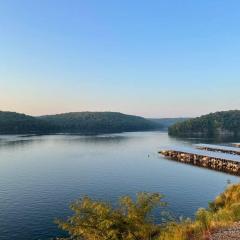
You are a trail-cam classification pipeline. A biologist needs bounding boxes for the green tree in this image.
[56,192,166,240]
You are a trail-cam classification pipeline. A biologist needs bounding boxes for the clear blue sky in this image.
[0,0,239,117]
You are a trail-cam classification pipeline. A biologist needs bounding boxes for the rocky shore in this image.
[210,222,240,240]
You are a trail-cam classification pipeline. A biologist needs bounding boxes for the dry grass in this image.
[159,184,240,240]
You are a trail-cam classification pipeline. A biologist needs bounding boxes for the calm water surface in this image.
[0,131,239,240]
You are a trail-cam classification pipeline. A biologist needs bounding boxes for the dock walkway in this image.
[195,144,240,155]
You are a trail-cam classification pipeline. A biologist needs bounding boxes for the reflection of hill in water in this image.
[1,132,239,151]
[0,138,43,150]
[0,134,133,150]
[59,135,131,144]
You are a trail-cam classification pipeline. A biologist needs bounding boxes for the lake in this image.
[0,131,239,240]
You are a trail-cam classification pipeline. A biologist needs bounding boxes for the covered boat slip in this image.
[159,146,240,176]
[195,143,240,155]
[160,146,240,162]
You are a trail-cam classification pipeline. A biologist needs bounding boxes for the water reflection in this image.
[0,134,132,150]
[0,131,239,240]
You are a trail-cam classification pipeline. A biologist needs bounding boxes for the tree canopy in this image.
[39,112,160,134]
[56,192,166,240]
[168,110,240,137]
[0,111,161,134]
[0,111,56,134]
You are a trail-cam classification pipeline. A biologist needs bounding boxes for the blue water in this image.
[0,131,239,240]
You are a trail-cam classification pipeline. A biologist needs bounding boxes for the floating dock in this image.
[159,147,240,176]
[195,144,240,155]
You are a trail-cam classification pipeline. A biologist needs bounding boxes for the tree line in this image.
[168,110,240,137]
[0,111,161,134]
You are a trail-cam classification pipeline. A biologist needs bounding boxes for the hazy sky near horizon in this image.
[0,0,240,117]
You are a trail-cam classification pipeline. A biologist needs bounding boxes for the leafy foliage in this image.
[57,184,240,240]
[56,192,166,240]
[168,110,240,137]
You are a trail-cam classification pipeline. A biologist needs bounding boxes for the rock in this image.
[210,222,240,240]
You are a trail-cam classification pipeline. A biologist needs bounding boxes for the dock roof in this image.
[195,143,240,154]
[162,146,240,162]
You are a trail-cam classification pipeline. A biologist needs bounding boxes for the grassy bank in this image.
[159,184,240,240]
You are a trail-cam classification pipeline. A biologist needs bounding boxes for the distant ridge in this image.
[149,117,190,129]
[168,110,240,137]
[0,111,161,134]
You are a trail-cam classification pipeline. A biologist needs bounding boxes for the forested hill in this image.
[39,112,160,134]
[0,111,56,134]
[168,110,240,137]
[0,111,161,134]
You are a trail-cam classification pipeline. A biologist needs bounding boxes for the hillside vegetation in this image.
[0,111,161,134]
[0,111,56,134]
[168,110,240,137]
[56,184,240,240]
[39,112,161,134]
